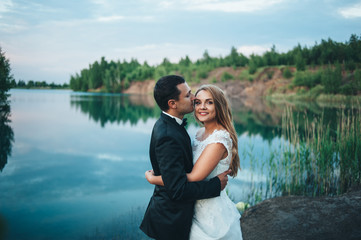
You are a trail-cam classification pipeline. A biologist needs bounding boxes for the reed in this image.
[336,109,361,193]
[276,106,361,197]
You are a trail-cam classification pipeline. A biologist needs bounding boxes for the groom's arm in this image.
[156,136,221,202]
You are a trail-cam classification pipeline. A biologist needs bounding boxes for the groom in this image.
[140,75,229,240]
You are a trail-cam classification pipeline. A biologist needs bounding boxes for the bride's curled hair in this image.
[194,85,240,177]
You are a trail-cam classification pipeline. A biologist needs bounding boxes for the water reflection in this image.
[70,93,160,127]
[69,92,352,143]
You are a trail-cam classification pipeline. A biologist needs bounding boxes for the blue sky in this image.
[1,0,361,84]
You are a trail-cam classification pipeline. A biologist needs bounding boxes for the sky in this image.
[1,0,361,84]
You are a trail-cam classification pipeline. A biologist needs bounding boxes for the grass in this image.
[276,106,360,196]
[243,106,361,205]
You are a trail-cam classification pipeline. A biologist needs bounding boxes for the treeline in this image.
[12,80,69,89]
[69,34,361,93]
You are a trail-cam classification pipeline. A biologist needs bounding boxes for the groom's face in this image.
[175,82,195,116]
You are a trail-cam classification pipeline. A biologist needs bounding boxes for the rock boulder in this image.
[241,189,361,240]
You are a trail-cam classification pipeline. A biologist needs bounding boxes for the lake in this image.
[0,89,358,239]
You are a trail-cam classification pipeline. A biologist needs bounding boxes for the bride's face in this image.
[194,90,216,124]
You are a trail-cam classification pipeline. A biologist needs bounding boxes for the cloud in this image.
[339,2,361,18]
[0,0,13,14]
[160,0,285,13]
[237,45,270,57]
[0,22,26,33]
[96,15,125,22]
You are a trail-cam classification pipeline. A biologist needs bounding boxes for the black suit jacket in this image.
[140,113,221,240]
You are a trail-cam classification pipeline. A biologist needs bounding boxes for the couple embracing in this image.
[140,75,243,240]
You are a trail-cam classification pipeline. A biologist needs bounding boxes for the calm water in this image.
[0,89,353,240]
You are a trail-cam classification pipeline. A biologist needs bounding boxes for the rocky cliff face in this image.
[122,67,294,98]
[241,189,361,240]
[123,79,155,95]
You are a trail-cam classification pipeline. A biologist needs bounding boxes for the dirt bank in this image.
[123,67,295,98]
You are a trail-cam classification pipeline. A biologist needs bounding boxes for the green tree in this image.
[322,64,342,94]
[264,45,278,66]
[0,47,13,103]
[89,61,102,89]
[179,55,192,67]
[17,80,26,88]
[248,57,258,74]
[224,46,248,67]
[201,50,212,65]
[0,46,14,172]
[27,80,35,89]
[295,52,306,71]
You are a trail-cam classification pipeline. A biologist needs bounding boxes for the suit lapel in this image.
[160,113,192,160]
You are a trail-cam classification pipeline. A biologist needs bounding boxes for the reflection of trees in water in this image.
[69,94,350,142]
[0,102,13,171]
[70,94,160,127]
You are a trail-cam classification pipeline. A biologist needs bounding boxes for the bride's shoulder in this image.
[213,128,230,138]
[210,129,231,145]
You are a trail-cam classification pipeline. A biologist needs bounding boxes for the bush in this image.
[196,68,209,79]
[196,65,210,79]
[340,82,356,95]
[283,67,293,79]
[297,88,307,95]
[293,70,321,88]
[221,72,234,82]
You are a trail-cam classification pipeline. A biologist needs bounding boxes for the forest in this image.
[69,34,361,96]
[11,80,69,89]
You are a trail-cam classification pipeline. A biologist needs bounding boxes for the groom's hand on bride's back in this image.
[217,169,232,191]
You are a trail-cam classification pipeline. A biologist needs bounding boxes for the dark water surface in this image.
[0,89,354,239]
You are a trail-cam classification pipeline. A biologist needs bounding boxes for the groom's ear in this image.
[168,99,177,109]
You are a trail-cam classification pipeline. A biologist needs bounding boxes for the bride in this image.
[146,84,243,239]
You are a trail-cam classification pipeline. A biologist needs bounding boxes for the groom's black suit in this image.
[140,113,221,240]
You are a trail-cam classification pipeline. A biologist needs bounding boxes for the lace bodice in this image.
[192,128,232,179]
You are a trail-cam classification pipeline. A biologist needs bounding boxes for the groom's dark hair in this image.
[154,75,185,111]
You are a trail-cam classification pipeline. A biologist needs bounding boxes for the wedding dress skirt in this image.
[189,129,243,239]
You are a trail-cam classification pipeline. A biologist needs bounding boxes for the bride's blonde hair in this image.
[194,85,240,177]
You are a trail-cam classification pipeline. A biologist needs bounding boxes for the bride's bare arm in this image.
[145,143,228,185]
[187,143,227,182]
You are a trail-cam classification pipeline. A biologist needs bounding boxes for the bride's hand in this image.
[145,169,155,183]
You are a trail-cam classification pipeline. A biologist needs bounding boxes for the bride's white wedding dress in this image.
[190,128,243,240]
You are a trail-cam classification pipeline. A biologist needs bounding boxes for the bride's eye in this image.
[194,101,200,105]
